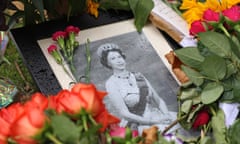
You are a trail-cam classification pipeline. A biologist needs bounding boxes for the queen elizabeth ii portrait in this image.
[73,31,180,134]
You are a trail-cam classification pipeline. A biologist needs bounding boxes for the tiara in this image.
[97,43,120,57]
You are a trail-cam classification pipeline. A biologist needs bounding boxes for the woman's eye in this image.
[111,57,116,60]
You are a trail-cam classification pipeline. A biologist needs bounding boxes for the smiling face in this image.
[107,51,126,70]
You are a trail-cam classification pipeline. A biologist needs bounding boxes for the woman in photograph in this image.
[97,43,178,133]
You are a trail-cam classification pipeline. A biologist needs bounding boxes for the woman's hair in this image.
[97,43,126,69]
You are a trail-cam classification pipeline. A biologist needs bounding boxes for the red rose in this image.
[189,20,208,36]
[223,5,240,22]
[48,90,87,114]
[203,9,220,22]
[71,83,106,117]
[10,107,47,144]
[192,109,210,129]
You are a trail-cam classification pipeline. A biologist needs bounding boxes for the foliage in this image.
[173,1,240,143]
[100,0,154,32]
[1,0,153,32]
[0,40,38,96]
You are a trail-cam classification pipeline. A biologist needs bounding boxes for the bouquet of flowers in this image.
[0,82,186,144]
[0,82,133,144]
[165,0,240,143]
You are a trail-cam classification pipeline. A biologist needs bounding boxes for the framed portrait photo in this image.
[37,19,184,133]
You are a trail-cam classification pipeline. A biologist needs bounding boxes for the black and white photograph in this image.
[73,30,180,133]
[38,20,181,133]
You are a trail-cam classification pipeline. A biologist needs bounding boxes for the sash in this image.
[128,72,148,116]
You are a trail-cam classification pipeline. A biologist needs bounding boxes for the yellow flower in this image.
[227,0,240,6]
[180,0,240,25]
[180,0,198,10]
[87,0,100,18]
[182,8,203,25]
[180,0,206,25]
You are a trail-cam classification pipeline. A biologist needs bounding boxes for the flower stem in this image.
[209,106,216,116]
[85,38,91,83]
[61,63,75,81]
[219,23,230,37]
[88,114,98,125]
[45,132,63,144]
[82,114,88,131]
[161,115,187,134]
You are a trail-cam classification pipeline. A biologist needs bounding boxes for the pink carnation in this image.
[189,20,207,36]
[222,5,240,22]
[65,26,80,35]
[52,31,66,41]
[203,9,220,22]
[47,44,57,54]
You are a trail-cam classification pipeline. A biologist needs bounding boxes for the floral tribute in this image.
[0,83,122,144]
[165,0,240,144]
[0,83,182,144]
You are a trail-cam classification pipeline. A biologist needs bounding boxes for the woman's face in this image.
[107,51,126,70]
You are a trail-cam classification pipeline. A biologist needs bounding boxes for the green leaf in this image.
[221,91,234,102]
[187,104,203,123]
[232,88,240,102]
[181,65,204,86]
[211,109,228,144]
[181,100,193,114]
[200,136,214,144]
[228,119,240,144]
[230,35,240,58]
[200,55,226,80]
[100,0,131,11]
[201,82,224,104]
[128,0,138,16]
[174,47,205,69]
[198,31,232,57]
[225,61,237,78]
[134,0,154,32]
[32,0,45,21]
[51,114,80,143]
[178,87,199,100]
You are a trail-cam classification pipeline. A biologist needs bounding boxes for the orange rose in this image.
[24,93,48,110]
[10,107,47,144]
[48,89,87,114]
[0,114,11,144]
[0,103,25,124]
[95,108,120,132]
[0,103,25,144]
[71,83,106,117]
